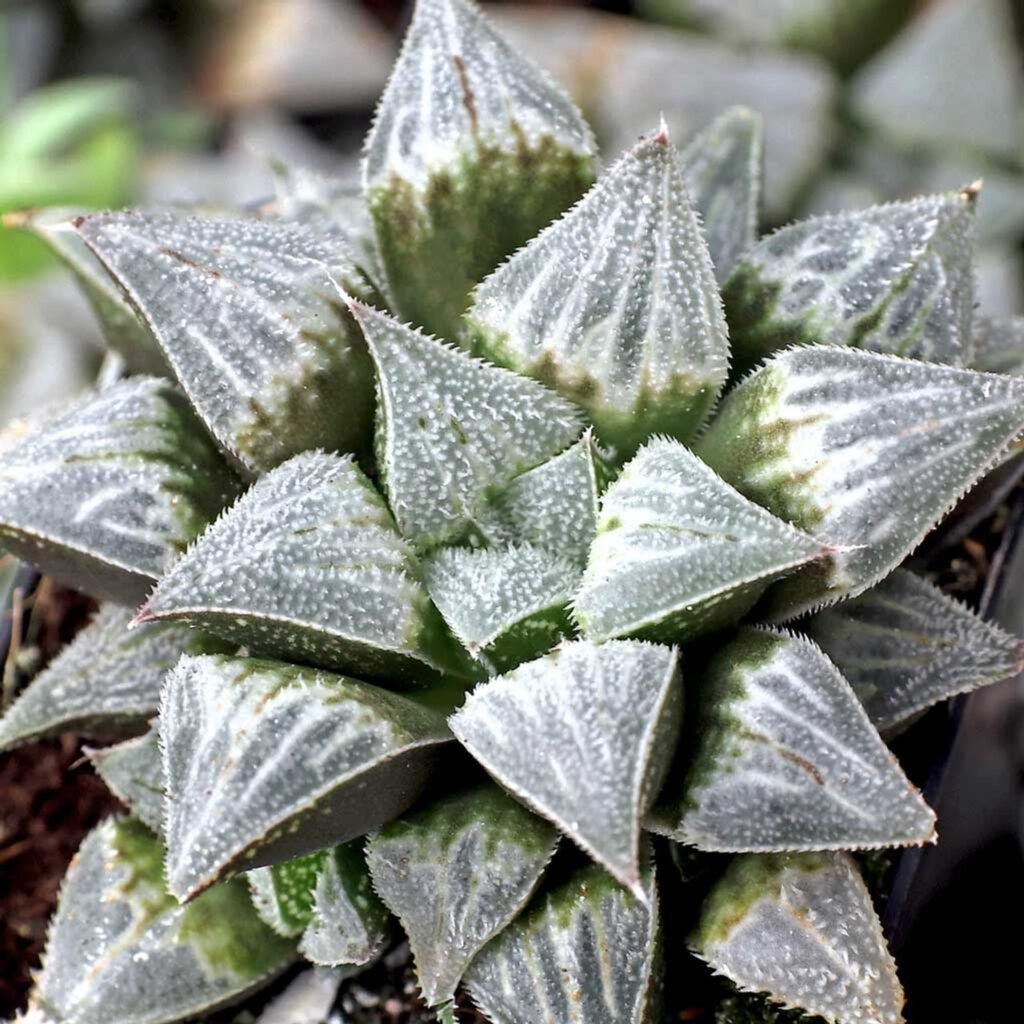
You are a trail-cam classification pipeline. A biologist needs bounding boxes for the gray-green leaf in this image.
[649,628,935,851]
[88,730,165,834]
[466,128,729,457]
[971,315,1024,375]
[0,377,239,604]
[575,438,827,643]
[691,852,903,1024]
[450,640,681,893]
[160,654,452,900]
[366,782,558,1006]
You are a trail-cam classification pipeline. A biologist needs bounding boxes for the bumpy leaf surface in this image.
[691,852,904,1024]
[349,299,583,549]
[364,0,596,338]
[139,451,467,682]
[88,730,165,834]
[724,191,976,373]
[32,818,295,1024]
[76,211,375,474]
[695,346,1024,617]
[971,315,1024,375]
[248,851,326,938]
[0,377,238,604]
[679,106,762,283]
[450,640,681,892]
[804,569,1024,735]
[466,856,659,1024]
[649,628,935,851]
[424,544,578,671]
[160,654,452,900]
[466,130,729,456]
[575,438,826,643]
[0,605,193,751]
[366,783,557,1006]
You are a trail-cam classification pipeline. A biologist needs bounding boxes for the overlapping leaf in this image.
[649,628,935,851]
[366,782,558,1006]
[76,210,376,474]
[248,851,326,939]
[160,654,452,900]
[575,438,827,643]
[804,569,1024,735]
[0,377,239,604]
[88,730,165,834]
[691,852,904,1024]
[466,129,729,456]
[695,346,1024,617]
[450,640,681,893]
[364,0,596,338]
[971,315,1024,375]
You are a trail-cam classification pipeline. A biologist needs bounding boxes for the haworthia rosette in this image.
[160,654,452,900]
[649,628,935,851]
[30,818,295,1024]
[575,438,827,643]
[804,568,1024,735]
[347,298,583,550]
[691,852,904,1024]
[466,128,729,457]
[76,210,376,475]
[450,640,681,893]
[138,451,470,683]
[723,190,977,374]
[366,783,558,1006]
[971,315,1024,375]
[88,730,165,835]
[466,854,660,1024]
[0,377,239,604]
[695,346,1024,618]
[363,0,596,339]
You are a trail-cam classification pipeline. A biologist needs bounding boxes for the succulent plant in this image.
[4,1,1024,1023]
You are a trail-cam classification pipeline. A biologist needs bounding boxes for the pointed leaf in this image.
[424,544,578,672]
[804,568,1024,735]
[0,605,196,751]
[465,855,660,1024]
[366,782,558,1006]
[160,654,452,900]
[466,129,729,456]
[680,106,762,283]
[691,852,904,1024]
[575,438,827,643]
[723,191,977,374]
[88,730,165,834]
[349,299,583,549]
[450,640,681,892]
[32,818,295,1024]
[140,451,468,683]
[971,315,1024,375]
[0,377,239,604]
[364,0,596,339]
[76,210,376,474]
[248,850,328,939]
[649,628,935,851]
[694,346,1024,617]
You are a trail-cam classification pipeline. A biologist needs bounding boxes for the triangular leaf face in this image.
[248,850,327,939]
[0,377,239,604]
[691,852,904,1024]
[424,544,578,672]
[804,568,1024,736]
[88,730,165,835]
[0,605,195,751]
[32,818,295,1024]
[680,106,762,283]
[139,451,468,683]
[465,855,660,1024]
[363,0,596,339]
[366,782,558,1006]
[723,191,977,374]
[449,640,681,893]
[575,438,827,643]
[695,346,1024,617]
[349,299,584,550]
[649,628,935,852]
[160,654,452,900]
[971,315,1024,375]
[76,211,376,475]
[466,130,730,457]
